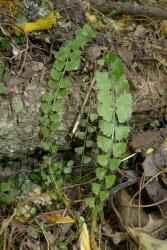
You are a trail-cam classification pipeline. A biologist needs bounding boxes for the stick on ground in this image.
[89,1,167,19]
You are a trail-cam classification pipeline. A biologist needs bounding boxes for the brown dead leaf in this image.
[145,181,167,219]
[140,212,167,240]
[116,189,149,227]
[118,47,134,66]
[142,141,167,219]
[143,141,167,177]
[25,190,52,206]
[110,231,130,245]
[24,238,42,250]
[134,25,146,38]
[128,227,167,250]
[85,45,101,61]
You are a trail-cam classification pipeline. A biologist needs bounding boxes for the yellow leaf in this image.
[128,227,167,250]
[0,0,16,15]
[163,140,167,151]
[14,12,59,35]
[90,214,100,250]
[161,21,167,35]
[78,217,91,250]
[145,147,154,155]
[110,19,127,31]
[85,11,97,23]
[15,204,37,223]
[122,15,130,21]
[44,214,75,224]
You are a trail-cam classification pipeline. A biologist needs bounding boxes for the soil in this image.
[0,0,167,249]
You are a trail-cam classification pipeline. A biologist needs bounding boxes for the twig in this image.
[121,153,137,162]
[108,177,140,226]
[59,4,80,12]
[0,209,17,236]
[16,34,29,77]
[122,197,167,208]
[89,1,167,19]
[35,219,50,250]
[1,12,30,77]
[72,65,103,135]
[130,168,167,202]
[138,174,145,247]
[8,226,15,250]
[71,77,96,135]
[62,177,97,190]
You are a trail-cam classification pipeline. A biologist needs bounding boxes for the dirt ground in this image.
[0,0,167,249]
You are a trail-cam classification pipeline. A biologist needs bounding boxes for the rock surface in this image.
[0,61,81,157]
